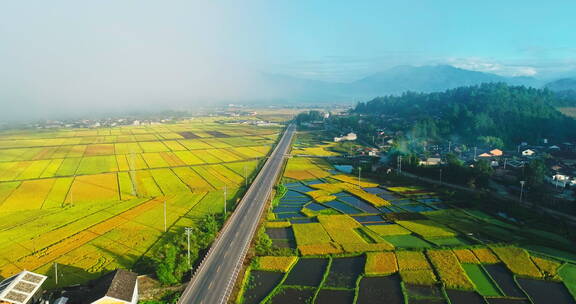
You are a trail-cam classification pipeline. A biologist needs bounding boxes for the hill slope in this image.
[354,83,576,146]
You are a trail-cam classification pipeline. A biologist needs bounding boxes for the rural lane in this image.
[177,123,295,304]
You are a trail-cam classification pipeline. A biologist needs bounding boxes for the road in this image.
[178,124,296,304]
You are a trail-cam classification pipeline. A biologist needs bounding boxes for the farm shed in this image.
[82,269,138,304]
[0,271,47,304]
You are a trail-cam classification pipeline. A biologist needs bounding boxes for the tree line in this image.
[354,83,576,147]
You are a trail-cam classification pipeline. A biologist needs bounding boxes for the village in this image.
[296,110,576,207]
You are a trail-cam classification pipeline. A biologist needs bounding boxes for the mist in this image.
[0,1,284,122]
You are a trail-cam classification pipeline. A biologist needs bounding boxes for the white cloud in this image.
[446,57,538,77]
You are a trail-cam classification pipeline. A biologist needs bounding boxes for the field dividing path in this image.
[178,124,295,304]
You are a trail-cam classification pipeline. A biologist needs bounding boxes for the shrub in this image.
[365,252,398,276]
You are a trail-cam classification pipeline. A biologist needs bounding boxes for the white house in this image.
[419,157,442,166]
[334,132,357,142]
[522,149,535,156]
[0,271,47,304]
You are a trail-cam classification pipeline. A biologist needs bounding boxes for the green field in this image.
[236,129,576,304]
[462,264,502,296]
[0,117,282,285]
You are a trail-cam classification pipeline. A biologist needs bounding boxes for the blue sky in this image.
[260,1,576,80]
[0,1,575,118]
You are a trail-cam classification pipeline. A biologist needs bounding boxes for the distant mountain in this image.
[545,78,576,92]
[264,65,542,103]
[545,78,576,106]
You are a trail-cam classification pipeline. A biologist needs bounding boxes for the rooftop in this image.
[0,271,47,304]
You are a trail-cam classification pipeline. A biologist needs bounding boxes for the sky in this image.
[1,1,575,120]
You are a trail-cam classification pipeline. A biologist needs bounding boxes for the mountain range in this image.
[263,65,574,103]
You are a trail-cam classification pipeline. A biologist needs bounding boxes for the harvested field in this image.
[517,277,575,304]
[484,264,526,298]
[324,256,365,288]
[270,287,315,304]
[315,289,355,304]
[357,275,404,304]
[283,258,328,287]
[445,289,486,304]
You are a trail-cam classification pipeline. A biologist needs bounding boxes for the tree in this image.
[526,159,547,187]
[156,245,187,285]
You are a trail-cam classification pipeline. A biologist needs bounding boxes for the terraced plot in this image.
[237,130,576,304]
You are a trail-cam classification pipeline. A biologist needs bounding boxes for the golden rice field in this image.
[238,129,576,304]
[0,117,282,285]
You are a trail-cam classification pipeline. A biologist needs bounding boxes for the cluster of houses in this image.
[0,269,138,304]
[416,140,576,190]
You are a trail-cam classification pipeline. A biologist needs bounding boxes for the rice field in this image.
[237,129,576,303]
[0,117,282,285]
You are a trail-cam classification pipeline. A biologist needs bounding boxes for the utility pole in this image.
[358,166,362,188]
[397,155,402,173]
[503,158,507,170]
[69,179,73,207]
[54,263,58,285]
[519,181,526,203]
[223,185,227,214]
[448,141,452,153]
[164,200,167,232]
[244,165,248,188]
[473,147,477,161]
[439,169,443,185]
[185,227,193,270]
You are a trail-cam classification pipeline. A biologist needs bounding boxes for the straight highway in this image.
[178,123,295,304]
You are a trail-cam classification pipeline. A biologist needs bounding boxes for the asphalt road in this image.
[178,124,295,304]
